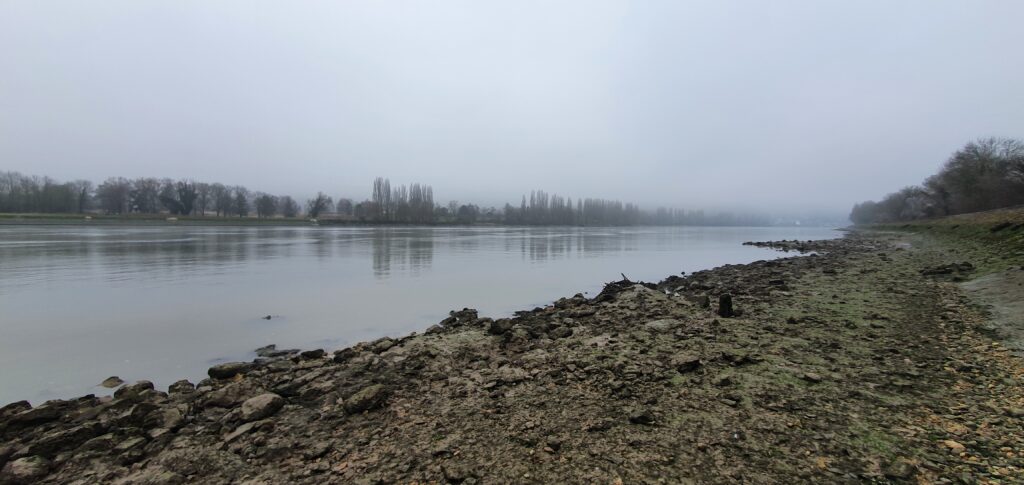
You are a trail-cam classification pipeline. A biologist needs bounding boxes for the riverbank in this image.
[1,212,1022,483]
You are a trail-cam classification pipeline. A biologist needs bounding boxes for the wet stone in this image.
[208,362,256,380]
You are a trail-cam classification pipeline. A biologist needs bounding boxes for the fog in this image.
[2,1,1022,216]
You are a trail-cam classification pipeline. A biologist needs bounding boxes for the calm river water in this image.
[0,224,839,404]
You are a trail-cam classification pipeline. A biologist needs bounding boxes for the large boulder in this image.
[240,393,285,422]
[208,362,255,380]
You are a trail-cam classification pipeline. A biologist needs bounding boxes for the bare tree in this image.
[306,192,332,219]
[335,198,353,216]
[70,180,93,213]
[195,183,211,216]
[255,193,278,218]
[96,177,132,214]
[233,187,250,217]
[280,196,300,218]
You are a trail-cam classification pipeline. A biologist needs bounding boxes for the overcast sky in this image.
[2,1,1022,215]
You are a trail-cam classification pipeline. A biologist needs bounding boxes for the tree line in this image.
[850,137,1024,224]
[1,173,770,226]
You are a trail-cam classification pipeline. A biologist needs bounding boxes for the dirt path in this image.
[1,226,1023,484]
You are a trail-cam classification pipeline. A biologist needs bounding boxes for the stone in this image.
[718,294,734,318]
[671,353,702,373]
[883,459,916,479]
[240,393,285,422]
[100,376,125,388]
[644,319,681,332]
[333,348,358,363]
[629,409,656,425]
[254,344,277,357]
[205,382,252,408]
[698,295,711,309]
[10,403,61,424]
[942,440,965,453]
[162,408,185,430]
[344,384,388,414]
[0,401,31,419]
[1005,407,1024,418]
[114,380,155,400]
[549,326,573,339]
[495,366,530,384]
[424,324,443,334]
[302,441,332,459]
[1,456,51,484]
[223,422,257,443]
[300,349,326,360]
[802,372,823,383]
[168,380,195,395]
[208,362,256,380]
[370,338,396,353]
[27,423,104,456]
[487,319,515,335]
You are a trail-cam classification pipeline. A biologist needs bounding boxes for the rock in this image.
[254,344,277,357]
[802,372,823,383]
[1005,407,1024,418]
[1,456,51,483]
[883,459,916,479]
[168,380,195,395]
[718,294,734,318]
[208,362,255,380]
[302,441,332,459]
[300,349,326,360]
[9,403,61,424]
[101,376,125,388]
[495,366,530,384]
[644,319,681,332]
[80,433,117,452]
[424,324,443,334]
[370,338,396,354]
[161,408,185,430]
[115,436,149,464]
[344,384,388,414]
[223,421,257,443]
[487,319,515,335]
[629,410,656,425]
[0,400,31,419]
[205,382,253,407]
[114,380,155,400]
[333,348,358,363]
[942,440,965,453]
[240,393,285,422]
[671,353,702,373]
[27,423,104,456]
[549,326,573,339]
[698,295,711,309]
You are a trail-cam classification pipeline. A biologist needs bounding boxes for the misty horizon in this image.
[3,1,1023,216]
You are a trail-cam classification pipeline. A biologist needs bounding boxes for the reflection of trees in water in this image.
[0,226,651,291]
[513,228,640,262]
[371,229,434,278]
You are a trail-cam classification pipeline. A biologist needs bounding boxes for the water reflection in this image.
[0,227,670,288]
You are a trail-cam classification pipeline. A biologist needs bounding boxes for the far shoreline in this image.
[0,213,833,229]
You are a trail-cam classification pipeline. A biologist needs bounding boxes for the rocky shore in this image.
[2,221,1023,484]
